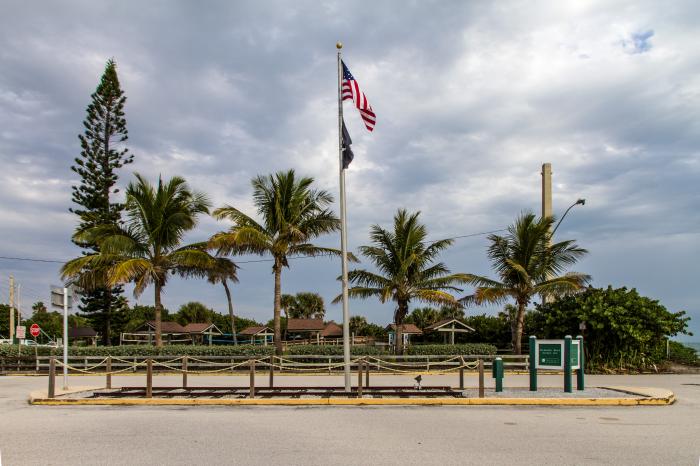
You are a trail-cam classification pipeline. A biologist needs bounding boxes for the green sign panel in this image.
[570,340,580,369]
[538,343,562,367]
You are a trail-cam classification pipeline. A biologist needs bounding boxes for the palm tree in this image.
[62,174,213,347]
[462,212,590,354]
[210,169,343,354]
[205,257,240,345]
[406,307,440,331]
[337,209,469,353]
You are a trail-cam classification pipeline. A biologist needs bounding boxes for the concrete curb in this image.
[29,386,675,407]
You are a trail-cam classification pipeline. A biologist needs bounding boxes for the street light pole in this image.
[552,199,585,236]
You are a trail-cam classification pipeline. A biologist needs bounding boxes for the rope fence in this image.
[44,354,519,399]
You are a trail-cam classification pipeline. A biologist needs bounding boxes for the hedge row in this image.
[285,345,388,356]
[0,343,497,358]
[406,344,498,355]
[0,344,274,358]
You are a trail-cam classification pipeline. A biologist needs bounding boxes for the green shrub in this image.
[0,344,274,358]
[532,286,691,372]
[406,344,497,355]
[285,345,388,356]
[668,341,699,366]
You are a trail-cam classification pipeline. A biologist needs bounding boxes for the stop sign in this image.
[30,323,41,338]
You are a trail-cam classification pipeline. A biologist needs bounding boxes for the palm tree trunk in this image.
[222,279,237,345]
[513,300,526,355]
[273,259,283,355]
[394,301,409,355]
[154,281,163,347]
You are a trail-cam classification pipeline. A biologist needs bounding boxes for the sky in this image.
[0,0,698,339]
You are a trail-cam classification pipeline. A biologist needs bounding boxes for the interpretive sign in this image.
[535,340,580,370]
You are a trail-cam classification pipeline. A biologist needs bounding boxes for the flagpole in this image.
[337,42,352,393]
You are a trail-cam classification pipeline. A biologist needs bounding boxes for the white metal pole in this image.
[63,287,68,389]
[337,43,352,392]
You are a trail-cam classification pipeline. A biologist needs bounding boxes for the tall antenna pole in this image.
[337,42,352,392]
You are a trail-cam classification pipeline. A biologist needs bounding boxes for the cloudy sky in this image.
[1,0,698,338]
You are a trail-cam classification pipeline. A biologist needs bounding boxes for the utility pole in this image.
[9,275,15,343]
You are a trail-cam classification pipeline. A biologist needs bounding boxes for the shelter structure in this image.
[386,324,422,347]
[425,318,475,344]
[286,318,327,343]
[121,321,192,345]
[68,327,98,346]
[183,323,223,345]
[239,326,274,345]
[321,321,343,339]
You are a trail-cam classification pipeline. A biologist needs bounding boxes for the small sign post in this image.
[529,336,537,391]
[576,335,585,390]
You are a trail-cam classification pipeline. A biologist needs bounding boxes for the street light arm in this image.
[552,199,585,236]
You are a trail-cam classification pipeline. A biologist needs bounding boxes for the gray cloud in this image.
[0,0,698,337]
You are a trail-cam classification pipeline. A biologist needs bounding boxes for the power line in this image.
[0,227,508,266]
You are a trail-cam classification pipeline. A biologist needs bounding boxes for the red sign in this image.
[30,323,41,338]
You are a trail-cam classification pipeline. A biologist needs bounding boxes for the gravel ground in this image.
[55,386,636,400]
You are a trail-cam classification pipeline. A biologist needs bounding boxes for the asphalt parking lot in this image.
[1,373,699,465]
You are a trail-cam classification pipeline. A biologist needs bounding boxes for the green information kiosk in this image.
[528,335,584,393]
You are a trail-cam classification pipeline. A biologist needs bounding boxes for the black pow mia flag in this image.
[342,119,354,169]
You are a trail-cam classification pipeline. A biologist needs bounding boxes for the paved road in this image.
[1,373,699,465]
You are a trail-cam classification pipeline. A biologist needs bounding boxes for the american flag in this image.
[342,61,376,132]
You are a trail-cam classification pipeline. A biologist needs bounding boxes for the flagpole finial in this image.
[336,42,343,50]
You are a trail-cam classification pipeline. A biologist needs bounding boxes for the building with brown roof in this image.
[321,321,343,338]
[68,327,98,346]
[386,323,423,347]
[182,323,223,345]
[239,326,274,345]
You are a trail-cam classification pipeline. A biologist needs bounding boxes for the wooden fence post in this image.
[146,358,153,398]
[106,356,112,389]
[269,356,274,388]
[182,356,188,389]
[357,360,363,397]
[48,357,56,399]
[249,359,256,398]
[365,360,370,387]
[478,359,485,398]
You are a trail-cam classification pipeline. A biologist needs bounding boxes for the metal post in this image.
[106,356,112,389]
[529,335,537,391]
[337,42,352,393]
[269,356,274,388]
[62,287,68,390]
[182,356,188,389]
[564,335,572,393]
[478,359,485,398]
[48,357,56,398]
[576,335,585,390]
[357,360,363,397]
[459,366,464,390]
[146,358,153,398]
[249,360,256,398]
[493,357,503,392]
